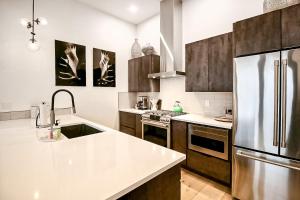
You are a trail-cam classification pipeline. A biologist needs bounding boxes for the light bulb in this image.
[27,39,40,51]
[20,18,29,27]
[129,5,138,13]
[38,17,48,26]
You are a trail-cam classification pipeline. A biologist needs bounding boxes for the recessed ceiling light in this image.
[129,5,138,13]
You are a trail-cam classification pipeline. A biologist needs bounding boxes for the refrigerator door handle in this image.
[236,150,300,171]
[273,60,280,147]
[281,59,288,148]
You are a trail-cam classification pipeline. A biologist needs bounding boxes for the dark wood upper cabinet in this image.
[120,125,136,136]
[208,33,233,92]
[187,149,231,185]
[282,4,300,49]
[233,10,281,57]
[128,55,160,92]
[186,33,233,92]
[128,58,140,92]
[186,40,209,92]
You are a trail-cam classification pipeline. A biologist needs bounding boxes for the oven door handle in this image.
[142,120,169,128]
[190,130,228,142]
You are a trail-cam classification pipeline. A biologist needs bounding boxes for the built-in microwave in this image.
[188,124,229,160]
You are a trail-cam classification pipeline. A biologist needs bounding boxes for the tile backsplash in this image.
[118,91,232,117]
[158,78,232,116]
[0,110,31,121]
[156,92,232,117]
[0,107,72,121]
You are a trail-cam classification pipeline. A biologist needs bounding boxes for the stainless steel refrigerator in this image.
[233,49,300,200]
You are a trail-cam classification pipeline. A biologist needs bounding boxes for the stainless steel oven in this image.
[188,124,229,160]
[142,119,170,148]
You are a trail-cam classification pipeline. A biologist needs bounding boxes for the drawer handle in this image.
[237,150,300,171]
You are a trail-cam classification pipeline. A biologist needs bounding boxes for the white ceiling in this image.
[76,0,160,24]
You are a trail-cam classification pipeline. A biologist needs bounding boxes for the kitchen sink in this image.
[61,124,103,139]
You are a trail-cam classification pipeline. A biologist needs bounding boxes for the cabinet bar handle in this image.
[281,59,288,148]
[273,60,279,147]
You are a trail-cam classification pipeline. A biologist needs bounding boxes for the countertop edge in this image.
[119,108,149,115]
[109,155,186,200]
[172,116,232,130]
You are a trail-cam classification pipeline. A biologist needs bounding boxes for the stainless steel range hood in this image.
[148,0,185,79]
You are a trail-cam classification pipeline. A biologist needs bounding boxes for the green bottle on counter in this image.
[173,101,183,113]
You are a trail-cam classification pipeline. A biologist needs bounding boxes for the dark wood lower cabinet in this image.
[120,112,136,129]
[119,111,142,139]
[120,125,136,136]
[119,164,181,200]
[171,120,187,166]
[187,149,231,186]
[135,114,142,139]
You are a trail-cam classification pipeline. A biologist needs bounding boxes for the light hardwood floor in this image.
[181,169,232,200]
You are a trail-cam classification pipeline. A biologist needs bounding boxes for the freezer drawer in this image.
[232,147,300,200]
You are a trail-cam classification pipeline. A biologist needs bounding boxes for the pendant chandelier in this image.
[20,0,47,51]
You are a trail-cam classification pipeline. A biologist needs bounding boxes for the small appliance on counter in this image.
[136,96,149,110]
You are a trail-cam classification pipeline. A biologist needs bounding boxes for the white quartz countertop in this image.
[119,108,150,115]
[172,114,232,129]
[0,115,185,200]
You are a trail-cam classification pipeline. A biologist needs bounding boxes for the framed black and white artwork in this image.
[55,40,86,86]
[93,48,116,87]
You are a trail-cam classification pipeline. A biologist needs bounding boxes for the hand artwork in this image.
[58,45,81,80]
[97,52,114,85]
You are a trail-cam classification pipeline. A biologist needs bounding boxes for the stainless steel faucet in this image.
[49,89,76,138]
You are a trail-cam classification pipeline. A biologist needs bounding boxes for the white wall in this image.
[0,0,266,129]
[183,0,264,43]
[136,0,264,116]
[136,15,160,54]
[0,0,136,129]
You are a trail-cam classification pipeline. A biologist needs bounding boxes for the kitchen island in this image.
[0,115,185,200]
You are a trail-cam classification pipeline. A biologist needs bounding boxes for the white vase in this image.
[263,0,300,13]
[131,38,142,58]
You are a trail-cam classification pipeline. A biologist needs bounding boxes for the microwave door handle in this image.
[281,59,288,148]
[273,60,280,147]
[236,150,300,171]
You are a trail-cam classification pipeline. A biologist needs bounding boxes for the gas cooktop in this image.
[142,110,186,123]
